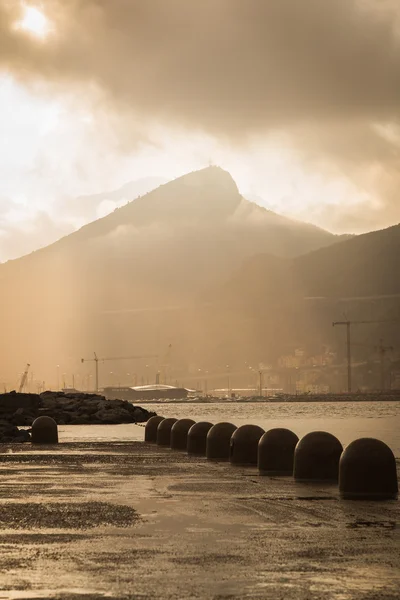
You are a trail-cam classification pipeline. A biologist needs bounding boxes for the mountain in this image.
[244,192,355,243]
[0,166,353,386]
[0,167,342,301]
[295,224,400,298]
[0,177,169,265]
[204,224,400,372]
[221,223,400,301]
[67,176,169,223]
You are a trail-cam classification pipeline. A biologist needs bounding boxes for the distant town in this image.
[7,343,400,401]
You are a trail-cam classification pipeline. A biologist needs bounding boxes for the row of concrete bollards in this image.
[145,417,399,501]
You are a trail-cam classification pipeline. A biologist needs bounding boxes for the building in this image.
[295,382,330,395]
[103,384,194,401]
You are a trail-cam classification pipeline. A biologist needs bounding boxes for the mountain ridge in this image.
[0,166,343,270]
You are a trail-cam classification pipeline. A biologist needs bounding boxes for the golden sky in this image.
[0,0,400,261]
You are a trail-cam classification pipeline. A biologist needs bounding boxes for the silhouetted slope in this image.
[222,223,400,302]
[295,223,400,298]
[206,224,400,370]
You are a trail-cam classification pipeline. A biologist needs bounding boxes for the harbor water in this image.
[57,400,400,458]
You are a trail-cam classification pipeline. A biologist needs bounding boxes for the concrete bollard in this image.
[156,418,178,446]
[170,419,196,450]
[187,422,213,455]
[258,428,299,475]
[230,424,265,466]
[339,438,398,500]
[294,431,343,482]
[206,422,237,461]
[31,416,58,444]
[145,416,165,443]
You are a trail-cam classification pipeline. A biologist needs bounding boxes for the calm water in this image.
[58,401,400,458]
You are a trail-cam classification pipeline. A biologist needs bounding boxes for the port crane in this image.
[158,344,172,385]
[81,353,158,392]
[376,340,394,390]
[332,319,398,393]
[351,339,394,390]
[18,363,30,393]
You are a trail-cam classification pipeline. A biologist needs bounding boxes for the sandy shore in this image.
[0,441,399,599]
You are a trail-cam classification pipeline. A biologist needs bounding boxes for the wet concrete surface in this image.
[0,442,399,599]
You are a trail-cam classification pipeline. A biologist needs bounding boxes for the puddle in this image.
[296,496,337,501]
[0,502,139,530]
[346,520,397,529]
[0,589,113,599]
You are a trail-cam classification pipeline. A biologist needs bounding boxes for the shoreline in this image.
[136,395,400,404]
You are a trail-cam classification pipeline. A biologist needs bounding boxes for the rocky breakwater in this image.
[0,392,39,442]
[38,391,156,425]
[0,390,156,442]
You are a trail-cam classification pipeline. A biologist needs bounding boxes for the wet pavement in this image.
[0,441,399,599]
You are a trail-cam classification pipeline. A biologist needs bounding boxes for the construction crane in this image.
[332,319,398,393]
[376,339,394,390]
[18,363,30,393]
[155,344,172,385]
[349,339,395,390]
[81,352,158,392]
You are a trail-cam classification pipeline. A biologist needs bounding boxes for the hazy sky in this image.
[0,0,400,262]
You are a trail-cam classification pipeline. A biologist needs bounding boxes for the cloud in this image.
[0,205,74,262]
[284,120,400,231]
[0,0,400,234]
[0,1,399,129]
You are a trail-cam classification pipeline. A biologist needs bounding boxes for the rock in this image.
[0,423,31,443]
[81,405,99,415]
[93,409,121,424]
[69,415,91,425]
[131,406,153,422]
[14,430,31,442]
[0,392,40,413]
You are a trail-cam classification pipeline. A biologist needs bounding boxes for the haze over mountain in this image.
[0,176,168,263]
[206,223,400,377]
[67,177,169,224]
[224,224,400,302]
[0,166,398,390]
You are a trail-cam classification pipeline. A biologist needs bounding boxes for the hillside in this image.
[0,166,357,386]
[0,167,340,300]
[221,223,400,302]
[205,224,400,370]
[295,224,400,298]
[68,176,169,224]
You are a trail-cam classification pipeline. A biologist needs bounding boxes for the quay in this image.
[0,440,399,599]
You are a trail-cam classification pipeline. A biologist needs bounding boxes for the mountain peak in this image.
[175,165,238,190]
[70,166,242,241]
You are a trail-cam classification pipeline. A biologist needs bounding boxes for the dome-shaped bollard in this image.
[31,416,58,444]
[145,416,165,443]
[230,424,265,465]
[206,422,237,461]
[339,438,398,500]
[187,422,213,455]
[156,418,178,446]
[170,419,196,450]
[258,428,299,475]
[294,431,343,482]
